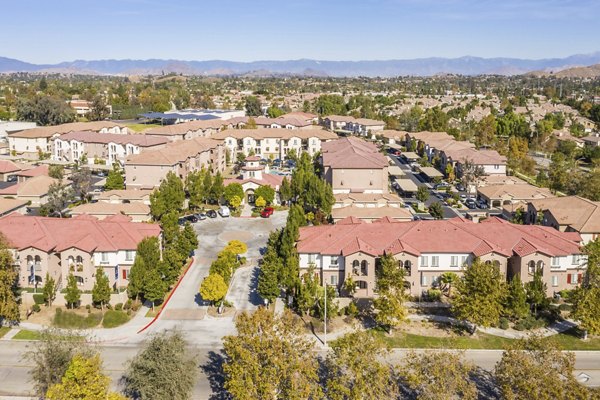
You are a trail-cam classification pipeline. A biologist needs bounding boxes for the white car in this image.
[218,205,230,217]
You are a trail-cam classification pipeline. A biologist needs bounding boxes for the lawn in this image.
[53,309,103,329]
[126,123,161,132]
[372,329,600,351]
[13,329,42,340]
[0,326,10,339]
[102,310,130,328]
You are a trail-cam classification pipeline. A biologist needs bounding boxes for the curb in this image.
[136,256,195,334]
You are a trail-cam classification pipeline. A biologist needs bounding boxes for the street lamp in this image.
[323,281,328,347]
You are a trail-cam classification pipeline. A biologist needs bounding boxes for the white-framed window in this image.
[308,254,316,264]
[450,256,458,267]
[420,256,428,267]
[572,255,580,265]
[461,255,468,265]
[125,250,134,261]
[421,274,428,286]
[330,275,338,285]
[552,276,558,287]
[551,257,561,267]
[330,256,339,266]
[570,273,579,285]
[431,256,439,267]
[101,252,109,263]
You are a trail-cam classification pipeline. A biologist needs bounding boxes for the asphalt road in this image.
[1,341,599,399]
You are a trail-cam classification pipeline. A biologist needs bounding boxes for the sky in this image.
[1,0,599,63]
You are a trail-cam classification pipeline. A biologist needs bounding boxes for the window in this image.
[528,260,536,274]
[403,260,412,276]
[330,256,339,266]
[357,281,367,290]
[461,256,468,265]
[552,275,558,287]
[420,256,428,267]
[572,255,580,265]
[360,260,368,275]
[421,274,428,286]
[551,257,560,267]
[125,251,134,261]
[101,253,109,263]
[450,256,458,267]
[431,256,439,267]
[330,275,338,285]
[308,254,316,264]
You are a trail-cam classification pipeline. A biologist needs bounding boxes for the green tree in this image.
[223,308,322,400]
[46,353,126,400]
[149,172,185,220]
[104,163,125,190]
[180,222,199,257]
[16,95,75,126]
[445,163,455,182]
[452,258,507,327]
[428,202,444,220]
[64,273,81,309]
[254,185,275,205]
[44,180,73,217]
[202,171,213,204]
[92,268,111,310]
[314,94,346,116]
[373,253,407,331]
[257,254,281,304]
[25,330,90,397]
[495,335,591,400]
[209,171,225,204]
[39,76,48,91]
[223,183,244,205]
[438,272,458,297]
[88,95,111,121]
[186,169,206,210]
[505,274,529,320]
[526,269,548,314]
[199,273,228,305]
[400,351,477,400]
[127,237,161,301]
[48,165,64,180]
[416,185,429,203]
[144,267,165,311]
[209,250,239,284]
[572,239,600,334]
[266,105,284,118]
[42,272,56,306]
[279,177,292,205]
[0,242,19,324]
[244,96,262,116]
[325,331,397,400]
[124,331,197,400]
[69,166,92,202]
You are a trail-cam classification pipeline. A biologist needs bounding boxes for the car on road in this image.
[185,215,199,223]
[206,210,218,218]
[218,205,230,217]
[260,206,274,218]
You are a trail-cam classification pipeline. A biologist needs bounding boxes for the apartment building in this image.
[8,121,130,154]
[53,131,167,166]
[0,213,161,291]
[224,156,284,204]
[297,217,585,298]
[124,137,225,189]
[321,137,389,194]
[211,128,337,160]
[477,184,554,211]
[322,115,385,136]
[227,115,317,130]
[144,119,230,142]
[0,175,64,206]
[527,196,600,245]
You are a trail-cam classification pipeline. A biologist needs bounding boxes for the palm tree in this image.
[439,272,459,298]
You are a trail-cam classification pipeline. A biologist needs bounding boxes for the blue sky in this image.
[1,0,599,63]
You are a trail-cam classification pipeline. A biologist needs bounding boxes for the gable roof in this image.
[321,137,388,169]
[0,213,160,253]
[57,131,167,147]
[9,121,128,139]
[0,175,61,197]
[211,127,337,141]
[529,196,600,233]
[125,137,221,166]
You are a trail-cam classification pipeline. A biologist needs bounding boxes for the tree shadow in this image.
[195,292,210,307]
[247,266,264,307]
[201,350,232,400]
[470,367,501,400]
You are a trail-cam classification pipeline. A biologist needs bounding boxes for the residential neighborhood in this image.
[0,1,600,398]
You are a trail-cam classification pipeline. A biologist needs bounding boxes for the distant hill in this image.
[2,52,600,77]
[528,63,600,78]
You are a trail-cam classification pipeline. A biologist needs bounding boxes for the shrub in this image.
[102,310,130,328]
[498,317,509,330]
[345,301,359,317]
[124,299,132,310]
[131,301,141,311]
[559,303,573,312]
[239,256,247,265]
[514,315,546,331]
[85,304,91,311]
[126,309,132,316]
[426,289,442,302]
[32,304,41,313]
[559,289,574,302]
[33,294,46,305]
[115,303,123,311]
[106,303,113,310]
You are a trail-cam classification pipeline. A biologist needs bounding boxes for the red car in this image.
[260,207,274,218]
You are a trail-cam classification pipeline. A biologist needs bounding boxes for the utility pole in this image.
[324,280,327,347]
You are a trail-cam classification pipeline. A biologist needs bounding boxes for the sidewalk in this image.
[240,203,253,217]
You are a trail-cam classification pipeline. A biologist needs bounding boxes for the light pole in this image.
[323,280,327,347]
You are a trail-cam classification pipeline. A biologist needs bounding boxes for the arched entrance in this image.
[246,189,255,204]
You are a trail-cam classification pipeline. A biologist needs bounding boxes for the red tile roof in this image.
[0,160,21,174]
[297,217,581,257]
[321,137,388,169]
[0,213,160,253]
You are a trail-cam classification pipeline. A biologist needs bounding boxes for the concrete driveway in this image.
[149,211,287,337]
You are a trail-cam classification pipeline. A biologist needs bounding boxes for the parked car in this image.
[6,175,16,182]
[459,194,468,201]
[207,210,218,218]
[261,207,274,218]
[195,213,207,220]
[218,205,230,217]
[465,199,477,209]
[177,218,186,225]
[434,183,450,190]
[455,183,465,192]
[477,199,487,209]
[185,215,198,223]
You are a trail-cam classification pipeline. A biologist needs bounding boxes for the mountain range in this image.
[2,52,600,77]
